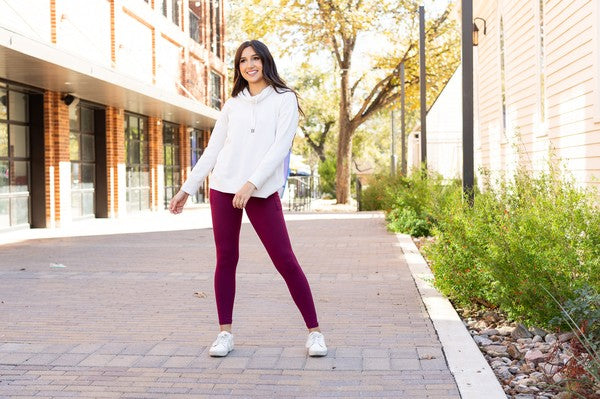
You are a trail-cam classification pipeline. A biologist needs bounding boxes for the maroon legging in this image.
[209,189,319,329]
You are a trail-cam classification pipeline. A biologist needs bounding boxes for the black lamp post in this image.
[462,0,474,204]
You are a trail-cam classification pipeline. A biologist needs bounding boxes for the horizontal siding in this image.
[545,0,599,177]
[472,0,600,188]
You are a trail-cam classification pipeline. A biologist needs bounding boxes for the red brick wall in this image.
[148,117,162,209]
[43,91,69,225]
[105,106,125,215]
[50,0,57,44]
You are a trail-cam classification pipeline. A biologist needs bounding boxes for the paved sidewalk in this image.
[0,212,461,398]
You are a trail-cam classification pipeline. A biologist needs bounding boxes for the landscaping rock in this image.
[507,343,522,359]
[544,334,557,344]
[481,328,499,336]
[532,335,543,343]
[484,344,510,357]
[558,332,574,343]
[496,366,513,381]
[511,324,534,339]
[524,349,546,366]
[530,327,547,337]
[498,326,515,336]
[473,335,493,346]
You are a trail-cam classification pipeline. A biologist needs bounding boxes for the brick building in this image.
[0,0,226,230]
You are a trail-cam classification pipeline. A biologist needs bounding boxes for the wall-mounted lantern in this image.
[473,17,487,46]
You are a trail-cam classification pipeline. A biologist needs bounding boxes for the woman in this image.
[169,40,327,358]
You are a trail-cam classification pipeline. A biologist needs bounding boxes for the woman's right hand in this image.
[169,190,189,214]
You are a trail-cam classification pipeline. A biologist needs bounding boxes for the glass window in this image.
[140,166,150,186]
[81,107,93,133]
[70,104,97,219]
[0,160,8,194]
[0,198,9,228]
[71,162,81,188]
[0,123,7,157]
[12,161,28,193]
[8,91,28,123]
[10,196,28,225]
[71,192,82,217]
[210,72,222,109]
[82,135,95,162]
[189,10,200,43]
[125,113,150,212]
[70,132,80,161]
[0,90,7,120]
[82,191,94,215]
[171,0,180,26]
[69,105,79,130]
[82,163,95,184]
[10,125,29,158]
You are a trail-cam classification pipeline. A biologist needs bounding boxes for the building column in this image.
[105,106,125,218]
[179,124,189,187]
[148,117,163,211]
[43,91,70,227]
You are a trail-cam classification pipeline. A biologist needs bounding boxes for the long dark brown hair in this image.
[231,40,303,115]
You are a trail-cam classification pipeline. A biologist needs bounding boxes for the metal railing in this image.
[285,175,319,211]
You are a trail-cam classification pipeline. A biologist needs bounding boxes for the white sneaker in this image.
[306,331,328,357]
[209,331,234,357]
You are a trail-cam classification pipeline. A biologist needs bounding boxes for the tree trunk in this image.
[335,120,353,204]
[333,37,355,204]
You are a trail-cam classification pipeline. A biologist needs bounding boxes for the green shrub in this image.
[359,174,407,211]
[386,207,431,237]
[425,167,600,327]
[360,170,461,236]
[318,156,337,197]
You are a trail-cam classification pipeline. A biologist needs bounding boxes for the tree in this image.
[293,67,338,163]
[232,0,461,203]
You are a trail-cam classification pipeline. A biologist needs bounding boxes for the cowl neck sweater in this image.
[181,85,299,198]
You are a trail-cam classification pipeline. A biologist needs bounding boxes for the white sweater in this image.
[181,85,299,198]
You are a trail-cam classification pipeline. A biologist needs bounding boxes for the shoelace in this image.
[213,333,230,347]
[310,333,325,348]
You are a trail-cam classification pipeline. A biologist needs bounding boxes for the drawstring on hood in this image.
[239,86,275,134]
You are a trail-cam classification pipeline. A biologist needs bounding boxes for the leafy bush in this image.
[359,174,408,211]
[361,170,461,236]
[425,167,600,327]
[386,207,431,237]
[318,156,337,197]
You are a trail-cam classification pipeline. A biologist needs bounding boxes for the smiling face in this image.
[238,46,266,88]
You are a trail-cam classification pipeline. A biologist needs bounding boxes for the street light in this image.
[473,17,487,46]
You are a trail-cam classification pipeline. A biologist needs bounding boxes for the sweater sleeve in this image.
[247,92,299,190]
[180,101,230,195]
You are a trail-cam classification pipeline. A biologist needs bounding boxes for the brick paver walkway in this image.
[0,213,460,398]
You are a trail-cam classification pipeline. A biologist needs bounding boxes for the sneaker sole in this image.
[209,350,231,357]
[308,349,328,357]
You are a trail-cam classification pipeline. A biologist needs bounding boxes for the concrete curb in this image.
[395,234,507,399]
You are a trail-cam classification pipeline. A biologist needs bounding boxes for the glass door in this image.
[125,113,150,213]
[0,85,30,228]
[69,104,96,219]
[163,122,180,208]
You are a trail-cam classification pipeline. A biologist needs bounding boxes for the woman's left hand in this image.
[232,181,257,209]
